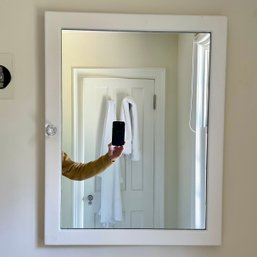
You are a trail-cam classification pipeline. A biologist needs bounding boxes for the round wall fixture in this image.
[0,65,12,89]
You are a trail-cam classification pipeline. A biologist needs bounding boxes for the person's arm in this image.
[62,145,123,181]
[62,152,113,181]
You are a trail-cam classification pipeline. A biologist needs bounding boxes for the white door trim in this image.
[72,68,166,228]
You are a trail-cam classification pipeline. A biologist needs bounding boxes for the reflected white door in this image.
[75,77,155,228]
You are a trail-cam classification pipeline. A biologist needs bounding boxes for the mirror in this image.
[45,12,227,245]
[61,30,209,230]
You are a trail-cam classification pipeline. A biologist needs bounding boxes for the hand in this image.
[108,143,124,162]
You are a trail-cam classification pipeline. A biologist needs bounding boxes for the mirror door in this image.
[45,12,227,245]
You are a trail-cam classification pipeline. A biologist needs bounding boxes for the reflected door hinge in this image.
[153,94,157,110]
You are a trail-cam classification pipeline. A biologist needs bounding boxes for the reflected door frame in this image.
[72,68,166,228]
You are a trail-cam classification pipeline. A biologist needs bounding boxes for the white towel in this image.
[120,97,140,161]
[99,100,123,226]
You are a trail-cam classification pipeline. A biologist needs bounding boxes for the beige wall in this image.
[177,33,195,228]
[0,0,257,256]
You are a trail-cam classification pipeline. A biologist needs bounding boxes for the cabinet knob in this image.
[45,123,57,136]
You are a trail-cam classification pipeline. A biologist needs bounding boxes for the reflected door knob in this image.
[87,194,94,205]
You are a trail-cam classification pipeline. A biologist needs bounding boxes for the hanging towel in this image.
[98,99,123,226]
[120,97,140,161]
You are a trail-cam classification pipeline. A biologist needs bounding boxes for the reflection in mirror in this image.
[61,30,210,230]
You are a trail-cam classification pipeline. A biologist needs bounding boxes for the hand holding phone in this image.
[108,143,123,162]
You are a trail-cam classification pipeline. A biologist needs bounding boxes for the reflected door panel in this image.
[66,76,159,228]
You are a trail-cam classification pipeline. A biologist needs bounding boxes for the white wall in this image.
[0,0,257,256]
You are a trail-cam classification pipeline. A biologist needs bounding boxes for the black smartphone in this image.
[111,121,125,146]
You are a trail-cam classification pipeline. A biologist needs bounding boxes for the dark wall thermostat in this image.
[0,65,12,89]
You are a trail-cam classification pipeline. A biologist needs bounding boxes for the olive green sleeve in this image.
[62,152,113,181]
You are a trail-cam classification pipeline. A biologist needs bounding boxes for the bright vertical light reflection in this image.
[193,33,210,229]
